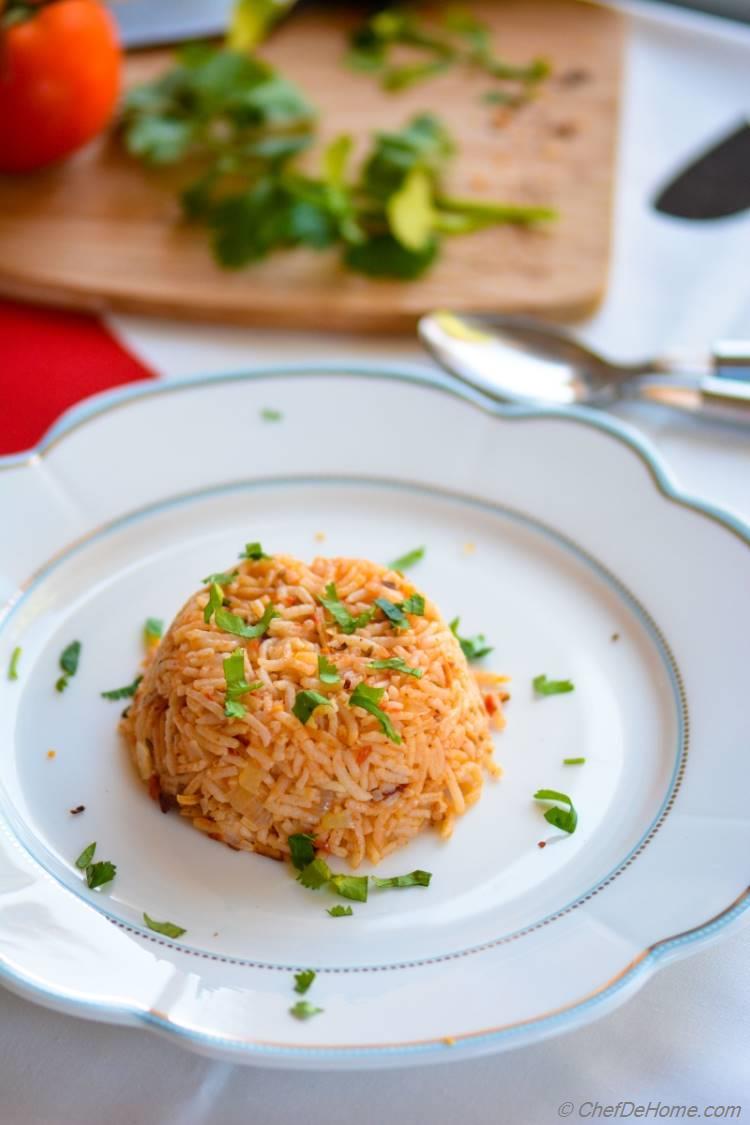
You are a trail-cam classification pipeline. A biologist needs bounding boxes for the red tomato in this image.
[0,0,121,173]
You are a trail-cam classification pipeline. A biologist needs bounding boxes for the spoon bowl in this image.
[418,310,750,426]
[418,311,656,407]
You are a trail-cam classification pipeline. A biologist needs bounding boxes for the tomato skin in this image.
[0,1,121,173]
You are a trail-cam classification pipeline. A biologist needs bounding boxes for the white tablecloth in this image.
[4,3,749,1121]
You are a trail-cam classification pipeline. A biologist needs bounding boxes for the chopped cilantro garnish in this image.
[290,1000,323,1020]
[215,601,279,640]
[60,640,81,677]
[240,542,269,560]
[388,546,425,571]
[225,700,247,719]
[293,969,316,994]
[374,598,408,630]
[86,861,117,890]
[143,913,186,939]
[400,593,425,616]
[348,683,401,744]
[288,833,316,871]
[75,842,96,869]
[204,582,224,624]
[368,657,423,679]
[7,646,21,681]
[56,640,81,692]
[318,583,374,635]
[144,617,163,644]
[223,647,262,718]
[372,869,432,889]
[317,654,341,685]
[449,618,493,662]
[330,874,369,902]
[533,789,578,835]
[101,676,143,701]
[563,757,586,765]
[260,408,283,422]
[376,594,425,630]
[327,905,353,917]
[293,689,332,725]
[74,842,116,890]
[297,856,332,890]
[533,674,575,696]
[202,570,239,586]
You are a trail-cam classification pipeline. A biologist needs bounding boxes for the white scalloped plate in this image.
[1,367,748,1069]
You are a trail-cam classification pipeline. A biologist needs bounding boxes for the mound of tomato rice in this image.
[121,553,504,868]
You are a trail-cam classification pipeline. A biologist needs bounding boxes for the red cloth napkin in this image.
[0,300,154,456]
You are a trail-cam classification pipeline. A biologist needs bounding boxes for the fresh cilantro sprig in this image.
[372,870,432,889]
[56,640,81,693]
[347,7,550,103]
[101,676,143,701]
[317,654,341,685]
[290,1000,323,1020]
[74,842,117,890]
[533,789,578,835]
[293,969,316,995]
[144,617,164,645]
[533,674,575,696]
[202,570,239,586]
[122,44,555,281]
[204,584,279,640]
[240,541,269,560]
[348,683,401,744]
[318,583,374,634]
[223,647,262,718]
[143,913,186,939]
[388,546,425,571]
[449,618,493,662]
[375,593,425,631]
[327,904,353,917]
[7,646,21,681]
[288,833,316,871]
[293,690,332,725]
[368,657,423,679]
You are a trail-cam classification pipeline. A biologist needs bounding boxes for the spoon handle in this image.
[629,374,750,425]
[629,340,750,425]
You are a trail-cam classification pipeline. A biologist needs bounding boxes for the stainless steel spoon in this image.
[418,311,750,426]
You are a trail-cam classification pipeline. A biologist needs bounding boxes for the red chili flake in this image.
[208,832,222,842]
[356,747,371,764]
[158,792,176,814]
[147,774,161,802]
[69,805,85,816]
[484,694,497,715]
[537,841,547,849]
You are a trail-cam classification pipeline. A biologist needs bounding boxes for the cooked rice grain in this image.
[121,555,502,867]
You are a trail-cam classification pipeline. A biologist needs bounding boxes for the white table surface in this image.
[4,3,750,1121]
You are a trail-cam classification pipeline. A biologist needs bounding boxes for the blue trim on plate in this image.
[1,363,749,1061]
[0,474,686,971]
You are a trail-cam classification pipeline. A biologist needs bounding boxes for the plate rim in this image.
[1,362,749,1065]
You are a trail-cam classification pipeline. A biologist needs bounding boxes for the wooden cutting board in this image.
[0,1,624,332]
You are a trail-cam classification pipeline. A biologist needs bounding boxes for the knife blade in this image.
[653,119,750,220]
